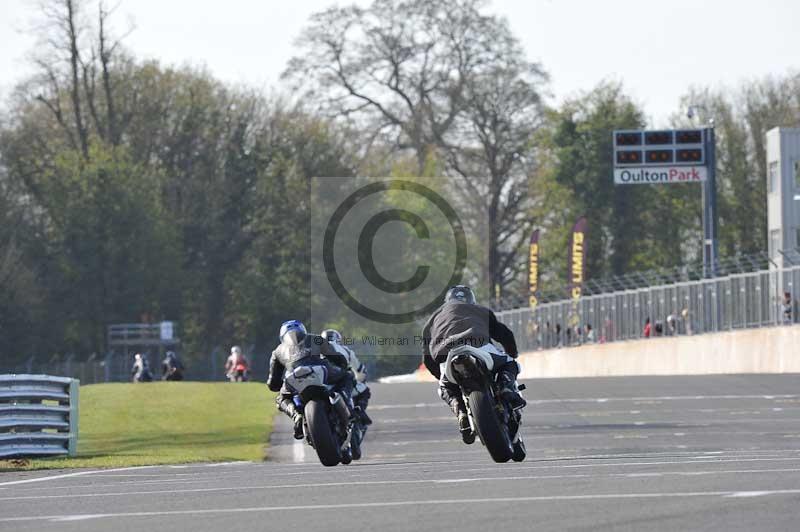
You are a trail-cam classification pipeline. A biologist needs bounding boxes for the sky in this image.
[1,0,798,127]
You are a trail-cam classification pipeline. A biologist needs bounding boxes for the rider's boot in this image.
[440,382,474,444]
[355,388,373,425]
[277,397,305,440]
[354,405,372,426]
[291,411,304,439]
[450,397,475,445]
[497,371,527,410]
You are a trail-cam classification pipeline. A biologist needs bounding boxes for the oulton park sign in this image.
[613,128,708,186]
[613,165,707,184]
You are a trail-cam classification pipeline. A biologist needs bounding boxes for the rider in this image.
[268,320,355,441]
[131,353,153,383]
[225,346,249,382]
[321,329,372,426]
[161,351,184,381]
[421,285,526,443]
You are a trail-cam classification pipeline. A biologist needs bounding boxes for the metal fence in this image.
[497,265,800,352]
[492,250,800,310]
[1,347,271,386]
[5,266,800,382]
[0,374,79,458]
[1,341,383,385]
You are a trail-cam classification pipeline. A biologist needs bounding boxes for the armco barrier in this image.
[516,324,800,379]
[0,374,79,458]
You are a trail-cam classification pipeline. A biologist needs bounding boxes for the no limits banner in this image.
[567,216,588,301]
[528,229,540,310]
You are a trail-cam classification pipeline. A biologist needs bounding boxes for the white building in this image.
[766,127,800,268]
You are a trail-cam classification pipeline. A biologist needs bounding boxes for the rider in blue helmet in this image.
[268,320,356,441]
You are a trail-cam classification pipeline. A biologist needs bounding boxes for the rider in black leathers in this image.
[267,320,355,441]
[421,285,526,443]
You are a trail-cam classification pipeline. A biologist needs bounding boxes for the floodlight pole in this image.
[702,125,719,278]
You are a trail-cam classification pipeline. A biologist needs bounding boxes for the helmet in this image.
[230,345,242,355]
[444,285,476,305]
[279,320,307,346]
[321,329,343,344]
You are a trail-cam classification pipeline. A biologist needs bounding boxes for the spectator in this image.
[666,313,678,335]
[565,325,572,346]
[654,320,663,336]
[783,292,793,324]
[131,353,153,383]
[681,308,694,335]
[585,324,596,343]
[643,317,651,338]
[555,323,562,347]
[162,351,184,381]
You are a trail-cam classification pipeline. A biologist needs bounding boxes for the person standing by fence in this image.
[782,292,793,324]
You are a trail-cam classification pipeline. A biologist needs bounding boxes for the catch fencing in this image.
[498,265,800,352]
[0,375,79,458]
[5,266,799,382]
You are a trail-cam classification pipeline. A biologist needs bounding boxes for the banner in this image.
[567,216,588,301]
[528,229,540,309]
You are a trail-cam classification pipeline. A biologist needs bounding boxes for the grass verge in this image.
[0,382,276,472]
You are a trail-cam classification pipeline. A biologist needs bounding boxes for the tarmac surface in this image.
[2,374,800,531]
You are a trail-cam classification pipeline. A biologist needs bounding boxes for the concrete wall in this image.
[517,324,800,379]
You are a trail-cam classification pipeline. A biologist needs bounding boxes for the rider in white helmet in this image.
[321,329,372,426]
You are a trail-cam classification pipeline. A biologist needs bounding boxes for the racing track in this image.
[2,374,800,531]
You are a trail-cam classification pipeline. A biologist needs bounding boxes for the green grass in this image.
[0,382,277,471]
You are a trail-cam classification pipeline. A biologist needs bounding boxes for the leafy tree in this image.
[540,81,699,284]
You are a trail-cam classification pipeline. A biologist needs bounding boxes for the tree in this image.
[284,0,524,175]
[674,73,800,260]
[287,0,548,298]
[1,1,359,367]
[441,60,547,299]
[541,81,696,280]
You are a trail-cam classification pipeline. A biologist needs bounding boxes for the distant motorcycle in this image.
[283,365,353,466]
[443,344,526,463]
[227,364,248,382]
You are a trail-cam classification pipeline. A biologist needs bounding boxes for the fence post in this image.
[68,379,79,457]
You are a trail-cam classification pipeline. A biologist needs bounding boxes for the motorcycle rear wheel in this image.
[305,400,341,467]
[468,386,513,463]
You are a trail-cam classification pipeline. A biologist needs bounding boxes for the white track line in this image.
[3,466,800,502]
[0,466,159,487]
[369,395,800,410]
[4,490,800,523]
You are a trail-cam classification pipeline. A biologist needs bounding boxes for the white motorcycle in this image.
[443,344,526,463]
[283,365,353,466]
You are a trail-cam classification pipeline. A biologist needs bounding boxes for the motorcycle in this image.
[283,365,353,466]
[227,363,249,382]
[443,344,526,463]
